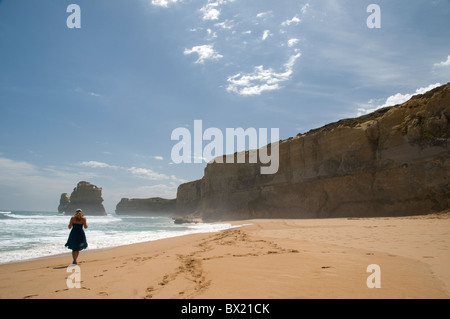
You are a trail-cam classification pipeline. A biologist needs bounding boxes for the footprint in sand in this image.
[145,287,154,299]
[54,288,69,293]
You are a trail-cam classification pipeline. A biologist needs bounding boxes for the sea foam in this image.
[0,211,238,264]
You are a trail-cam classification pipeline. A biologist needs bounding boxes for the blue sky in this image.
[0,0,449,212]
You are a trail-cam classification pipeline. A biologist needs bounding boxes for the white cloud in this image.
[287,38,299,47]
[0,157,38,179]
[79,160,168,181]
[434,54,450,67]
[0,157,96,211]
[301,3,310,14]
[199,0,238,20]
[75,87,101,98]
[214,19,234,29]
[128,167,169,181]
[150,0,179,7]
[0,157,184,211]
[227,53,301,95]
[80,161,118,169]
[78,159,188,183]
[162,0,302,95]
[256,11,273,18]
[357,83,442,116]
[184,44,223,64]
[200,3,220,20]
[127,167,187,183]
[206,28,217,39]
[281,15,301,26]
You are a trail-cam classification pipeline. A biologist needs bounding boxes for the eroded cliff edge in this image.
[176,83,450,221]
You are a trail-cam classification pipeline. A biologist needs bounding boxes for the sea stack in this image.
[58,181,107,216]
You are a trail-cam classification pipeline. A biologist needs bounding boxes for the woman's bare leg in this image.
[72,250,79,264]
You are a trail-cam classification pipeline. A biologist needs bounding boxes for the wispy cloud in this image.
[214,19,234,29]
[79,161,119,169]
[434,54,450,68]
[150,0,179,8]
[287,38,299,48]
[0,157,38,178]
[262,30,271,41]
[75,87,101,98]
[184,44,223,64]
[200,2,221,20]
[227,53,301,95]
[0,157,96,210]
[301,3,310,14]
[152,0,305,95]
[281,15,301,27]
[79,160,185,182]
[128,167,169,181]
[256,11,273,19]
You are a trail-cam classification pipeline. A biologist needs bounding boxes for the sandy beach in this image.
[0,213,449,299]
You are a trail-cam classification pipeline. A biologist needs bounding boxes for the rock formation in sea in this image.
[57,193,70,214]
[176,83,450,221]
[115,197,176,215]
[58,181,107,216]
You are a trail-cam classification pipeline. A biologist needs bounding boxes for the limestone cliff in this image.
[115,197,176,215]
[59,181,107,216]
[176,83,450,221]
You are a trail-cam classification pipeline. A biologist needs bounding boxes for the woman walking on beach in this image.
[65,209,88,265]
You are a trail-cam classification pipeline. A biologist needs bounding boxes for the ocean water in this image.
[0,210,237,264]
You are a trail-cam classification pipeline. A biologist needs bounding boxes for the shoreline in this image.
[1,214,449,299]
[0,215,241,266]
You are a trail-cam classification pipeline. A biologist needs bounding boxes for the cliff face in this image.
[176,83,450,221]
[115,197,176,215]
[59,181,107,216]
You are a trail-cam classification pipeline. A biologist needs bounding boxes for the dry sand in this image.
[0,213,449,299]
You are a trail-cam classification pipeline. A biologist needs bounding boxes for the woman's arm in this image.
[68,217,73,229]
[83,217,88,229]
